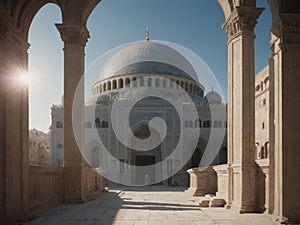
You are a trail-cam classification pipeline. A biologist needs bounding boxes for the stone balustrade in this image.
[28,166,64,213]
[29,166,104,214]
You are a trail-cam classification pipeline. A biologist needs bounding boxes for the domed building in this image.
[51,33,227,186]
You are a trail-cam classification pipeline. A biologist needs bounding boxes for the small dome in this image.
[205,91,222,104]
[87,94,110,105]
[98,41,198,82]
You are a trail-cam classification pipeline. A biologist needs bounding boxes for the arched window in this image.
[185,82,188,91]
[199,120,202,128]
[189,120,193,128]
[264,142,269,158]
[103,83,106,92]
[155,78,160,87]
[148,78,152,87]
[170,80,173,88]
[207,120,210,127]
[102,121,108,128]
[261,146,265,159]
[99,84,102,93]
[176,80,180,88]
[132,77,137,87]
[56,121,61,128]
[112,80,117,89]
[190,83,193,93]
[180,81,184,89]
[95,118,100,128]
[125,78,130,86]
[163,79,166,88]
[185,121,188,128]
[214,121,218,127]
[255,143,260,159]
[107,81,111,90]
[118,78,123,89]
[218,121,223,128]
[140,77,144,86]
[193,85,197,94]
[204,120,211,128]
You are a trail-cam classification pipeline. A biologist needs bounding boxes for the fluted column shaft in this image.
[56,24,89,203]
[222,6,263,213]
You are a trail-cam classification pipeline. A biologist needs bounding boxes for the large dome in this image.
[98,41,198,82]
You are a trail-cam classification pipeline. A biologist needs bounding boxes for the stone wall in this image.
[29,166,104,213]
[28,167,64,213]
[82,167,104,201]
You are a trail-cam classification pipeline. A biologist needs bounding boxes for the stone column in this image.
[56,24,89,203]
[222,7,263,213]
[0,15,29,222]
[269,14,300,223]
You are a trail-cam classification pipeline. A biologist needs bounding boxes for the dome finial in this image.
[146,27,150,41]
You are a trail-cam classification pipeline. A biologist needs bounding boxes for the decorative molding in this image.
[271,14,300,48]
[0,14,29,51]
[222,7,264,39]
[271,14,300,36]
[56,24,90,47]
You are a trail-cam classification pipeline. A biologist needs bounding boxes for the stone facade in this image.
[29,129,51,167]
[188,66,271,213]
[50,40,228,187]
[1,1,300,224]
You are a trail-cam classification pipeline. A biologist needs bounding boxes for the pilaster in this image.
[0,11,30,223]
[269,13,300,223]
[56,24,89,203]
[222,6,263,213]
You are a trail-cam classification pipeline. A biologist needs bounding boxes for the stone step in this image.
[199,196,226,208]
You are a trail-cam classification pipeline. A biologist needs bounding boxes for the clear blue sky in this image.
[28,0,271,132]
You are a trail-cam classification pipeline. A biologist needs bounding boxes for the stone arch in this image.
[147,77,152,87]
[162,79,167,88]
[256,142,261,159]
[140,77,144,86]
[15,1,63,39]
[95,118,100,128]
[132,77,137,87]
[125,77,130,86]
[103,82,106,92]
[107,80,111,90]
[155,77,160,87]
[112,79,117,89]
[118,78,123,88]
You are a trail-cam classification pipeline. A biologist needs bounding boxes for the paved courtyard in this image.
[26,186,277,225]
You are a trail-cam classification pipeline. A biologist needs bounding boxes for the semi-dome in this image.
[98,41,198,82]
[205,91,222,104]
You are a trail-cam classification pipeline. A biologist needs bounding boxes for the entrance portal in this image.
[135,155,156,185]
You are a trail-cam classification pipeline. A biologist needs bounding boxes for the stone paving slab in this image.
[25,186,277,225]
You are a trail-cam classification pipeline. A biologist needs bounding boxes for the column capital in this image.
[0,14,29,50]
[56,24,90,47]
[271,14,300,45]
[222,7,264,39]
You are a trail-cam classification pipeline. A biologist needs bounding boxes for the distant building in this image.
[50,39,228,186]
[29,129,51,166]
[255,66,269,160]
